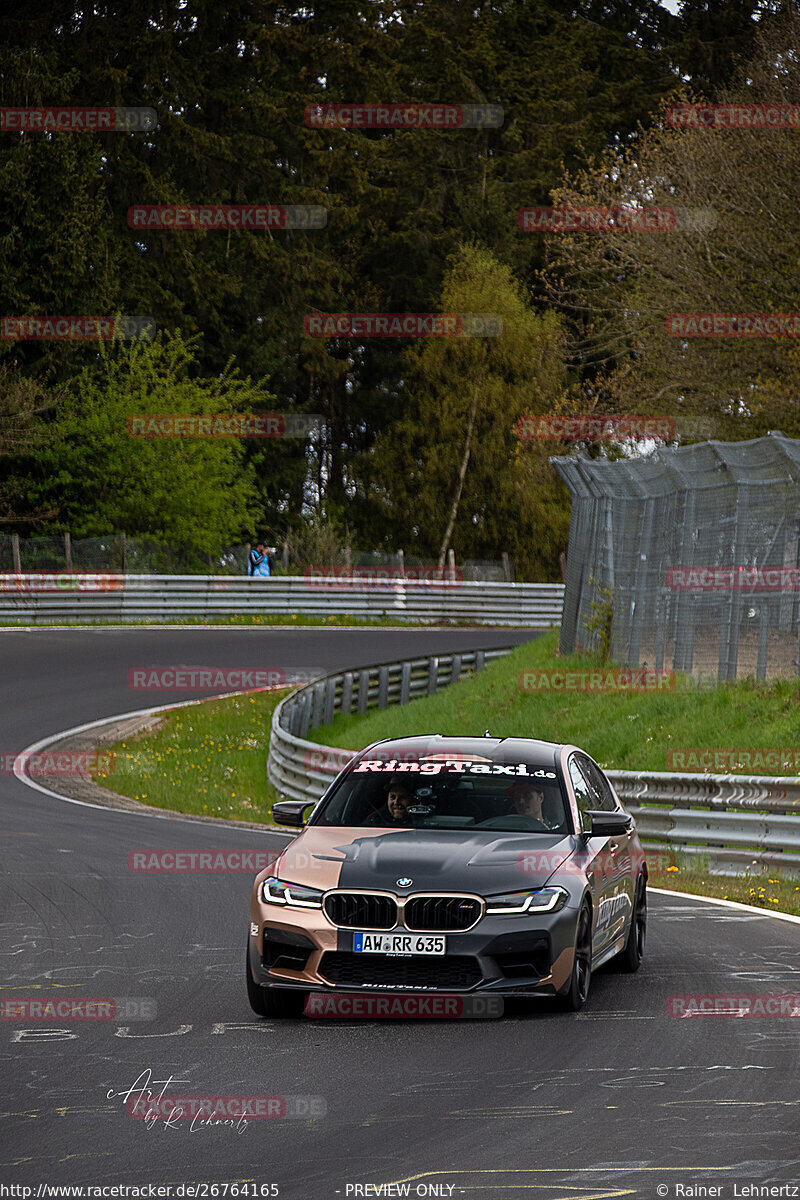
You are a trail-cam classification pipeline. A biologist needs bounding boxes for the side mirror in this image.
[583,809,634,838]
[272,800,314,827]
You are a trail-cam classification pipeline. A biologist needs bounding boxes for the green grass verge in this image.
[94,689,285,823]
[307,630,800,775]
[92,631,800,910]
[649,862,800,916]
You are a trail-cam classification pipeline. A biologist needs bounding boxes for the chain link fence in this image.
[553,432,800,682]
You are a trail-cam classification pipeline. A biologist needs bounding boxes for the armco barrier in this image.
[268,654,800,877]
[0,575,565,627]
[268,647,513,801]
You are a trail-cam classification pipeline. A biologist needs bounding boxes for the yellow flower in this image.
[667,865,679,872]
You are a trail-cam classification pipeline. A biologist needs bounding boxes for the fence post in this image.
[427,656,438,694]
[11,533,21,573]
[502,551,511,582]
[399,661,411,705]
[447,548,456,582]
[281,540,289,572]
[398,549,405,579]
[121,532,127,574]
[64,532,72,572]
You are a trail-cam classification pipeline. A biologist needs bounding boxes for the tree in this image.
[370,245,569,578]
[542,6,800,439]
[13,331,264,551]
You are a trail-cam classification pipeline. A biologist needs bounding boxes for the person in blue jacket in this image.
[248,541,272,578]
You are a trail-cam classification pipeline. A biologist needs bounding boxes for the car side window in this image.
[568,757,595,817]
[577,756,617,812]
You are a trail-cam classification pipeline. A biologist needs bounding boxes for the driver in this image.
[506,783,551,826]
[365,782,415,825]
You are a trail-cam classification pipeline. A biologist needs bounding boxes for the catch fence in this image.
[553,432,800,681]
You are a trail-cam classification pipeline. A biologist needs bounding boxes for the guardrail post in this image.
[475,650,485,673]
[310,683,325,729]
[323,677,337,724]
[298,692,311,738]
[450,654,462,685]
[358,670,370,714]
[341,671,353,714]
[378,666,389,708]
[400,661,411,705]
[427,656,438,694]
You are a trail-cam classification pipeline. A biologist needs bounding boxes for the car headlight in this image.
[485,886,568,915]
[261,876,323,908]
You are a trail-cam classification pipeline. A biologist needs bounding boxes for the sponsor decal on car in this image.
[352,759,557,777]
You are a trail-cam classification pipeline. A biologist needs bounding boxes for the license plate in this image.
[353,932,446,956]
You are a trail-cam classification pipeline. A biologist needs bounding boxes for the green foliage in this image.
[0,0,753,563]
[370,244,570,576]
[306,630,800,779]
[583,575,616,663]
[13,331,263,551]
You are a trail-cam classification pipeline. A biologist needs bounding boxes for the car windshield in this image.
[312,755,570,834]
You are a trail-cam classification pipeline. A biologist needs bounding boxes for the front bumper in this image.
[247,896,580,997]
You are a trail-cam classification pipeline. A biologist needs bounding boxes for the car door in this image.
[567,755,618,960]
[577,754,635,948]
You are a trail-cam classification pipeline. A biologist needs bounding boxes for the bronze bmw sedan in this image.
[247,736,647,1018]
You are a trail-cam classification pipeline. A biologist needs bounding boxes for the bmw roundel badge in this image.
[396,877,413,887]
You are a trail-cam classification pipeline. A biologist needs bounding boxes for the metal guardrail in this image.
[268,647,513,802]
[268,653,800,877]
[0,575,565,626]
[612,771,800,875]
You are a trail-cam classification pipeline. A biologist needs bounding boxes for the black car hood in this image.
[283,826,576,895]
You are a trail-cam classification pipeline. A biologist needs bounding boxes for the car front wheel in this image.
[617,876,647,972]
[557,903,592,1011]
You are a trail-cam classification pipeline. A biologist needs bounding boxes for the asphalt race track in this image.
[2,628,799,1199]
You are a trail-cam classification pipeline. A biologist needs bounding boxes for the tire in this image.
[246,943,305,1018]
[617,876,647,973]
[557,903,592,1011]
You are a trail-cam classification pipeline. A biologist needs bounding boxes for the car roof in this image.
[357,734,565,767]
